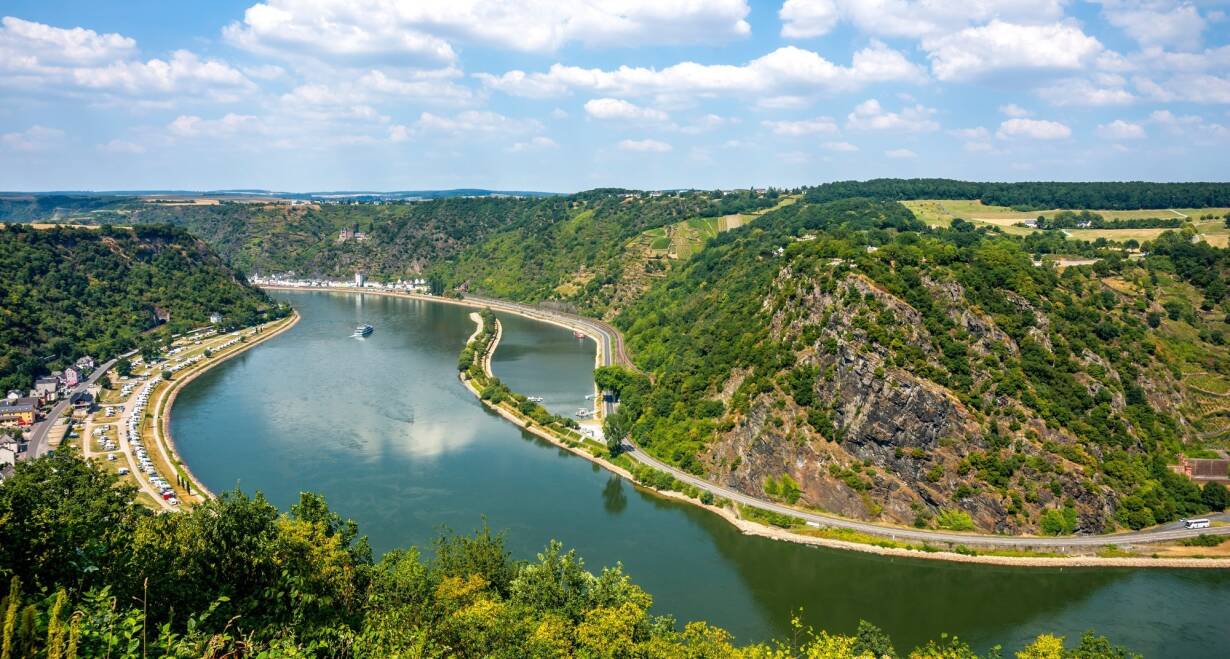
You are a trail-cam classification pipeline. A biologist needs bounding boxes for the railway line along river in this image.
[171,290,1230,657]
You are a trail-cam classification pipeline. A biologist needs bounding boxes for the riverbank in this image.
[156,312,301,503]
[251,286,1230,567]
[449,302,1230,568]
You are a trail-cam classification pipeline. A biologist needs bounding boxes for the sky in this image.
[1,1,1228,192]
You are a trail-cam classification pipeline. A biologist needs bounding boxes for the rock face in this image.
[702,268,1116,533]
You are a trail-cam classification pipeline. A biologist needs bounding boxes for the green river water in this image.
[171,291,1230,656]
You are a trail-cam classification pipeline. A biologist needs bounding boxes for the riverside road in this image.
[458,294,1230,550]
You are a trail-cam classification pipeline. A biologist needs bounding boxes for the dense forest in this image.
[431,189,779,313]
[602,199,1230,533]
[0,224,284,392]
[0,450,1137,657]
[0,194,134,222]
[803,179,1230,210]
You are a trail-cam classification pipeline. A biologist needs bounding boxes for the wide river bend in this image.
[171,291,1230,657]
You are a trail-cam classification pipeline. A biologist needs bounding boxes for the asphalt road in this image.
[25,358,116,459]
[462,295,1230,549]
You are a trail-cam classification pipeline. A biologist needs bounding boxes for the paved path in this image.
[462,295,1230,549]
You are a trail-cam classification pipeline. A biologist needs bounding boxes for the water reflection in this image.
[172,291,1230,658]
[603,476,628,515]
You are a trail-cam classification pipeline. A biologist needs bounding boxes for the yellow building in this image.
[0,396,37,426]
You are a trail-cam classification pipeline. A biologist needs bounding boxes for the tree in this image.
[604,410,630,456]
[161,370,172,381]
[0,447,144,594]
[852,620,897,658]
[1201,481,1229,512]
[115,358,132,378]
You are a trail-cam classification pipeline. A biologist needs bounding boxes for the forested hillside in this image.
[0,224,282,391]
[432,189,779,315]
[128,197,577,277]
[803,179,1230,210]
[602,199,1230,534]
[0,450,1133,657]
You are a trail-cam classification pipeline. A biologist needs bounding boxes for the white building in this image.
[354,271,367,287]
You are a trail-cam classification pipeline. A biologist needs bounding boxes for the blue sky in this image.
[1,0,1228,192]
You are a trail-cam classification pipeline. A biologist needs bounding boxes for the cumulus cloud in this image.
[846,99,938,132]
[922,21,1104,81]
[761,116,838,136]
[0,17,253,102]
[1096,1,1206,50]
[224,0,751,64]
[1036,76,1136,106]
[508,136,559,152]
[476,43,924,100]
[584,98,669,122]
[1096,119,1146,139]
[169,113,262,138]
[822,140,859,151]
[885,148,917,158]
[617,138,672,152]
[98,139,145,154]
[996,117,1071,139]
[1134,73,1230,103]
[0,125,65,152]
[999,103,1031,117]
[415,110,540,135]
[779,0,1067,40]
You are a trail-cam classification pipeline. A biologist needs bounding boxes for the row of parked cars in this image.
[123,379,179,506]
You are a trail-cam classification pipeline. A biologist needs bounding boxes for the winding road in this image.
[25,357,117,459]
[460,294,1230,549]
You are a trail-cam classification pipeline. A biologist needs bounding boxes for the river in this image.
[171,291,1230,656]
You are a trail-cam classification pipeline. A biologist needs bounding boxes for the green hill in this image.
[602,198,1230,533]
[0,224,283,392]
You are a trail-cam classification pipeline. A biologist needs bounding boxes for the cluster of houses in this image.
[0,356,98,429]
[249,272,432,293]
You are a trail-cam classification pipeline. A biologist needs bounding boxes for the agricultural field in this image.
[903,199,1230,245]
[637,194,800,260]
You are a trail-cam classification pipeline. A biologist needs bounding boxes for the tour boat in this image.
[352,324,374,337]
[573,330,585,339]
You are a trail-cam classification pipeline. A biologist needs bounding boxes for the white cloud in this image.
[169,113,262,138]
[1097,1,1206,50]
[999,103,1031,117]
[477,43,924,100]
[922,21,1104,81]
[224,0,752,63]
[550,108,569,119]
[415,110,540,135]
[680,114,736,134]
[761,116,837,135]
[1096,119,1146,139]
[996,117,1071,139]
[617,138,672,152]
[0,18,253,102]
[846,99,938,132]
[508,136,559,152]
[950,126,990,140]
[822,140,859,151]
[98,138,145,154]
[779,0,840,38]
[0,125,65,152]
[779,0,1067,40]
[885,148,917,158]
[1036,76,1136,106]
[0,16,135,68]
[584,98,669,122]
[1147,109,1230,138]
[1135,73,1230,104]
